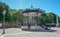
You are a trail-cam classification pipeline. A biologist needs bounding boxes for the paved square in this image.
[0,27,60,37]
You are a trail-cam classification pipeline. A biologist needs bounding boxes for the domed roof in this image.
[22,5,45,14]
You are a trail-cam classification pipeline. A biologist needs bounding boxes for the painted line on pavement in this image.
[3,32,33,36]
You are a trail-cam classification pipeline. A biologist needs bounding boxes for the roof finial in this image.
[31,5,33,8]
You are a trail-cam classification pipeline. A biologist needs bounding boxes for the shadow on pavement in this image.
[22,29,57,32]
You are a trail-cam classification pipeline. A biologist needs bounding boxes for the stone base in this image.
[5,28,22,34]
[21,26,44,30]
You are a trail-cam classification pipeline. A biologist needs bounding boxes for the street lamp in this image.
[2,7,6,34]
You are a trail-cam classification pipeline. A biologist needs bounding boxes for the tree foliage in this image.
[0,2,11,21]
[34,12,57,26]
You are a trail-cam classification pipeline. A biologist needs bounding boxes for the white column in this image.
[56,15,59,27]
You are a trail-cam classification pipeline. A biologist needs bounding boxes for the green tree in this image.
[11,10,25,27]
[46,12,56,23]
[42,12,57,26]
[34,12,57,26]
[0,2,11,21]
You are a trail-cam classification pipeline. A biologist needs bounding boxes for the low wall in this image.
[21,26,28,29]
[5,28,22,34]
[21,26,44,30]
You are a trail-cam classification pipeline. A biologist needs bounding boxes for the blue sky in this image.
[0,0,60,16]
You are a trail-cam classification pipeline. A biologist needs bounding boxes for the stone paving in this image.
[0,27,60,37]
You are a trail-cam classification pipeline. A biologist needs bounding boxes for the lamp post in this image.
[2,7,6,34]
